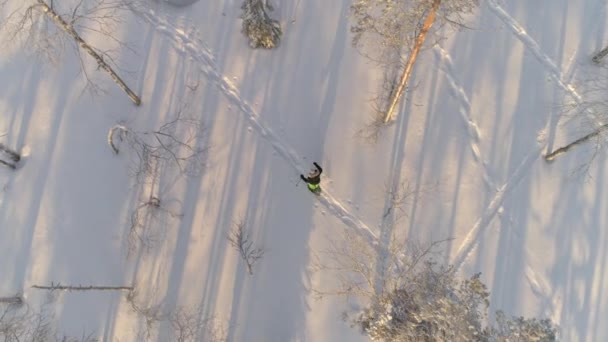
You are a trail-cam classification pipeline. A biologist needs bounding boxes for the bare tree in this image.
[55,332,99,342]
[0,301,53,342]
[350,0,478,126]
[240,0,282,49]
[0,298,99,341]
[4,0,141,104]
[107,113,208,182]
[128,194,183,256]
[127,290,166,341]
[109,113,205,256]
[312,230,558,341]
[0,143,20,170]
[312,230,449,301]
[544,63,608,172]
[168,306,227,342]
[127,290,227,342]
[228,220,265,275]
[382,181,419,224]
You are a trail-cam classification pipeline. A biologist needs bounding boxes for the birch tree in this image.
[313,231,558,341]
[351,0,478,128]
[4,0,141,104]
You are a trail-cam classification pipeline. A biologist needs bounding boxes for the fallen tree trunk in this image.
[32,283,133,291]
[36,0,141,105]
[592,46,608,64]
[383,0,440,123]
[545,123,608,161]
[0,296,23,304]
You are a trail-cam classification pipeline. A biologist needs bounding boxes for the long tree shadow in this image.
[212,1,354,340]
[543,153,606,341]
[0,59,74,293]
[476,0,566,322]
[225,148,313,342]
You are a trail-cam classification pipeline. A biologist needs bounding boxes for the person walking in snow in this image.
[301,162,323,194]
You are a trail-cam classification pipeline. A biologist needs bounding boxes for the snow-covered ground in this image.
[1,0,608,340]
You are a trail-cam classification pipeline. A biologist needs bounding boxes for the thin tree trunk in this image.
[383,0,440,123]
[37,0,141,105]
[32,283,133,291]
[544,123,608,161]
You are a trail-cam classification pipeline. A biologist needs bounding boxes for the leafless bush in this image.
[0,299,99,341]
[3,0,140,104]
[169,306,227,342]
[382,181,417,223]
[109,113,204,256]
[312,229,449,301]
[357,69,401,143]
[128,194,183,256]
[241,0,282,49]
[228,221,265,275]
[0,301,53,342]
[55,332,99,342]
[127,290,166,341]
[107,113,208,182]
[127,290,227,342]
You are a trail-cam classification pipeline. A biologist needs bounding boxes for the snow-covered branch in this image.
[240,0,282,49]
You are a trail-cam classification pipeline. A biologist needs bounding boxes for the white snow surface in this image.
[1,0,608,341]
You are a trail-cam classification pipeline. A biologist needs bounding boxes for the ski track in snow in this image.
[487,0,604,127]
[132,0,570,308]
[132,5,379,243]
[451,0,594,300]
[452,146,541,270]
[434,46,498,193]
[486,0,582,102]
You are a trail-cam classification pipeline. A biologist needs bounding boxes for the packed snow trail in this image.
[433,46,498,193]
[452,147,541,271]
[130,4,379,243]
[486,0,605,128]
[450,0,603,300]
[486,0,581,101]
